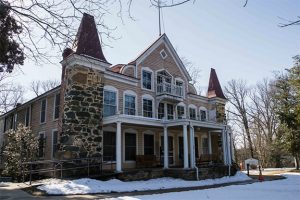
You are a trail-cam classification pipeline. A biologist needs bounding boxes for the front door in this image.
[160,136,174,165]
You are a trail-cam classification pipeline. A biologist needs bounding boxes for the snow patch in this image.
[37,171,251,195]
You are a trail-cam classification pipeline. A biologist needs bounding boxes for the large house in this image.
[0,13,233,174]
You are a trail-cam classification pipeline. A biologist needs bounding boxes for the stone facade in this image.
[60,65,104,158]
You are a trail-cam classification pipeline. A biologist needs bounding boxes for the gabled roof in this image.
[72,13,108,63]
[128,34,192,81]
[207,68,226,99]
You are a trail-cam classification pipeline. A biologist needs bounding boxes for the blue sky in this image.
[17,0,300,98]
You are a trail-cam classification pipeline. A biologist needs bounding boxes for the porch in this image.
[102,115,233,173]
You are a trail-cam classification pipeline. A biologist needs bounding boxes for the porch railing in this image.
[157,83,183,97]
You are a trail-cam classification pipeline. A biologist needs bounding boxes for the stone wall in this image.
[60,65,104,158]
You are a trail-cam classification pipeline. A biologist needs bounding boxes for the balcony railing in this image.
[157,83,183,97]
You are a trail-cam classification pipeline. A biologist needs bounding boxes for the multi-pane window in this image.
[167,104,174,120]
[177,106,184,119]
[40,99,47,123]
[52,130,58,158]
[104,90,116,117]
[143,99,153,118]
[158,103,164,119]
[144,134,154,155]
[38,132,45,158]
[103,131,116,161]
[189,108,196,120]
[125,133,136,161]
[54,93,60,119]
[142,70,152,90]
[200,110,207,121]
[201,137,209,154]
[25,106,30,127]
[124,95,135,115]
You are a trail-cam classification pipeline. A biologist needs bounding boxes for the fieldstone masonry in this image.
[60,64,104,158]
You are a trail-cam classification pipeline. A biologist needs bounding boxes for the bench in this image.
[136,155,159,168]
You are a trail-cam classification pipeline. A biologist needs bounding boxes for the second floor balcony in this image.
[156,83,183,102]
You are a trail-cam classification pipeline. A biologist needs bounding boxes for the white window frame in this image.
[188,104,197,120]
[176,102,186,119]
[123,90,137,115]
[24,105,31,127]
[142,94,154,118]
[141,67,154,91]
[200,106,208,121]
[40,99,47,124]
[123,128,138,163]
[38,131,46,158]
[160,49,168,59]
[104,85,118,117]
[53,93,60,121]
[51,129,58,159]
[175,77,185,98]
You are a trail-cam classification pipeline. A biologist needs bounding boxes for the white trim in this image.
[141,67,154,92]
[142,94,155,118]
[40,99,47,124]
[123,90,137,115]
[52,93,60,121]
[51,129,58,159]
[188,104,197,120]
[104,72,138,86]
[104,85,119,114]
[38,131,46,158]
[123,129,138,163]
[142,130,156,156]
[176,102,186,119]
[159,132,175,166]
[160,49,168,59]
[156,69,173,84]
[121,65,136,77]
[200,106,208,121]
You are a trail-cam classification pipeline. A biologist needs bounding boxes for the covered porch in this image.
[103,115,233,173]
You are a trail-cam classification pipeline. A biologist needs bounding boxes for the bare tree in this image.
[29,79,60,97]
[0,84,25,114]
[225,79,254,158]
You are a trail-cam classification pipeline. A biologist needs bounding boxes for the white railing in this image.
[157,83,183,97]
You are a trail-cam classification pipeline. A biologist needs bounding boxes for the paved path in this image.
[0,175,284,200]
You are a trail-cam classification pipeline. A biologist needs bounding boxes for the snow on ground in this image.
[37,171,250,195]
[104,173,300,200]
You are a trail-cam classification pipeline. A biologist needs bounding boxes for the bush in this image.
[2,124,38,181]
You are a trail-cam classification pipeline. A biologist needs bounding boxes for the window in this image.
[189,108,196,120]
[25,106,30,127]
[195,137,199,158]
[40,99,47,123]
[201,137,209,154]
[179,136,183,160]
[142,70,152,90]
[52,130,58,158]
[103,131,116,161]
[54,93,60,120]
[143,99,153,118]
[175,80,183,96]
[177,106,184,119]
[167,104,174,120]
[104,90,117,117]
[158,103,164,119]
[160,49,167,59]
[200,110,207,121]
[125,133,136,161]
[38,132,46,158]
[144,134,154,155]
[124,95,135,115]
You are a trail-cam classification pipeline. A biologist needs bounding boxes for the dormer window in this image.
[160,49,167,59]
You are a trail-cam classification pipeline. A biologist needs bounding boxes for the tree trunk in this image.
[295,155,299,170]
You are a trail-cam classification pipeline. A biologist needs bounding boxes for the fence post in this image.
[29,163,32,185]
[60,162,63,180]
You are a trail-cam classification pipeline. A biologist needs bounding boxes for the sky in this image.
[15,0,300,99]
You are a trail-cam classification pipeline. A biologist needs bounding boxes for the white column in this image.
[208,131,212,154]
[116,121,122,172]
[163,126,168,169]
[183,124,189,169]
[222,129,227,165]
[189,125,195,168]
[227,130,232,165]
